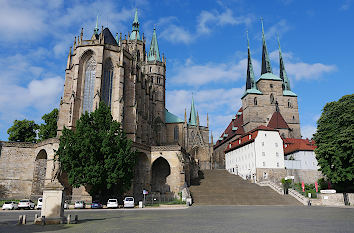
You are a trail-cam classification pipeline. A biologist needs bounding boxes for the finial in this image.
[80,28,83,42]
[94,15,99,34]
[74,36,76,48]
[207,112,209,128]
[277,33,281,51]
[246,30,250,48]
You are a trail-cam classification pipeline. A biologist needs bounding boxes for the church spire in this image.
[244,31,262,97]
[246,31,257,90]
[261,18,272,75]
[94,15,99,35]
[278,36,297,96]
[189,94,197,126]
[147,27,161,62]
[129,9,141,40]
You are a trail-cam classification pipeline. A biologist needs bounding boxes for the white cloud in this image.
[158,8,254,44]
[170,58,256,86]
[301,125,317,139]
[269,49,336,80]
[286,62,336,80]
[264,19,290,39]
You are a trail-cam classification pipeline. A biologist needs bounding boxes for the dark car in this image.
[91,201,103,209]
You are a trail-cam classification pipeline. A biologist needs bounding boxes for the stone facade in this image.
[0,12,208,201]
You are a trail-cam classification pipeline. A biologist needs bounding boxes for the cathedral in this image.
[213,21,301,169]
[0,10,212,201]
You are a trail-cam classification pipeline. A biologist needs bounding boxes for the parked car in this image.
[74,201,85,209]
[107,199,119,209]
[18,199,35,210]
[2,201,19,210]
[64,201,69,209]
[91,201,103,209]
[36,198,43,210]
[123,197,134,208]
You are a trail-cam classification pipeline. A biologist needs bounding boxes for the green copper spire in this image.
[261,18,272,75]
[129,9,141,40]
[278,36,297,96]
[147,27,161,62]
[244,31,262,97]
[94,15,99,35]
[189,95,197,126]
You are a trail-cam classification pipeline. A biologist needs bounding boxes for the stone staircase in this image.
[189,170,301,206]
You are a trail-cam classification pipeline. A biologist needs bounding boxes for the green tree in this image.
[38,108,59,141]
[7,119,39,143]
[313,94,354,192]
[56,102,137,199]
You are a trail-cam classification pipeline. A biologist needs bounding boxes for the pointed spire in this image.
[278,35,291,91]
[261,18,272,75]
[94,15,99,35]
[80,28,83,43]
[211,131,214,145]
[130,9,141,40]
[197,111,200,126]
[246,30,258,91]
[147,27,161,62]
[189,94,197,126]
[115,32,119,44]
[207,113,209,128]
[184,108,187,123]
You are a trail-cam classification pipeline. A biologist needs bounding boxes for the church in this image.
[213,21,301,169]
[0,10,213,201]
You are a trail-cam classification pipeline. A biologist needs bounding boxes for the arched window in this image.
[270,93,274,104]
[288,99,291,108]
[174,126,179,141]
[102,59,114,107]
[82,56,96,113]
[254,97,258,105]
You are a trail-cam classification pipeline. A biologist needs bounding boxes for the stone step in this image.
[190,170,301,206]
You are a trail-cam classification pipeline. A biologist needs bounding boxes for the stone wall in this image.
[0,139,58,200]
[315,193,345,206]
[256,168,286,183]
[286,169,323,183]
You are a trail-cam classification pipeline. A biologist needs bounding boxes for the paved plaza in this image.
[0,206,353,233]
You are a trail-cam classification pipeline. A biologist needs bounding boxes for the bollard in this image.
[67,214,71,224]
[41,216,46,225]
[22,215,26,225]
[34,214,38,224]
[18,215,23,225]
[74,215,78,223]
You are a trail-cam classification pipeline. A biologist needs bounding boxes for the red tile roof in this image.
[224,125,278,153]
[214,107,245,149]
[267,111,290,129]
[283,138,316,155]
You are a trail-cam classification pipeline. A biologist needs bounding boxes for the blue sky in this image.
[0,0,353,141]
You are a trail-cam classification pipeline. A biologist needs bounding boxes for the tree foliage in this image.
[38,108,59,141]
[56,102,137,198]
[7,119,39,143]
[313,94,354,191]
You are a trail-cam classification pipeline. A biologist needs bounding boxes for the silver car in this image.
[74,201,85,209]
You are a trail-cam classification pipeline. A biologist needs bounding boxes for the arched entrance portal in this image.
[151,157,171,193]
[31,149,47,198]
[133,153,150,201]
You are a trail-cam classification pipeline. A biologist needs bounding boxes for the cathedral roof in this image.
[102,28,118,46]
[283,138,316,155]
[267,111,290,129]
[165,109,184,123]
[214,107,245,149]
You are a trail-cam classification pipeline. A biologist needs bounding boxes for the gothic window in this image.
[270,93,274,104]
[254,97,258,105]
[82,56,96,113]
[174,126,179,141]
[150,66,152,72]
[288,99,291,108]
[102,59,114,108]
[270,84,273,88]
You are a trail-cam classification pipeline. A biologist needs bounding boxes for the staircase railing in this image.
[257,180,309,205]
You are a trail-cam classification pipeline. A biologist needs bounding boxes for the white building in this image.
[283,138,319,170]
[225,126,285,182]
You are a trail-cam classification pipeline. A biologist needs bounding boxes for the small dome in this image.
[258,73,282,81]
